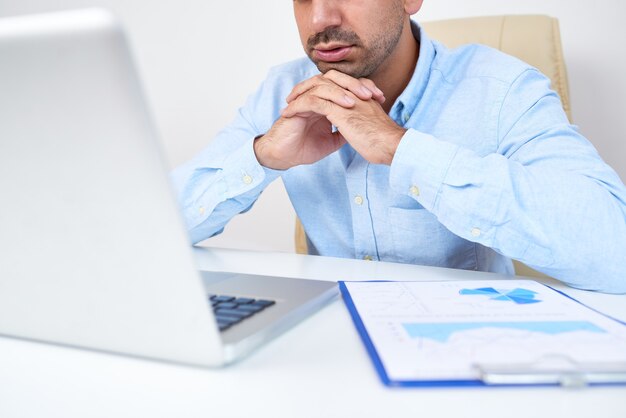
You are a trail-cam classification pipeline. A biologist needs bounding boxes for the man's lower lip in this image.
[314,46,352,62]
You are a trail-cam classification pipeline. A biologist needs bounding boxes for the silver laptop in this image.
[0,8,337,367]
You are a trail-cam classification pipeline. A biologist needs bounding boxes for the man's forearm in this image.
[389,129,626,293]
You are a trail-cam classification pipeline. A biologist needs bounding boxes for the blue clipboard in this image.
[338,280,626,388]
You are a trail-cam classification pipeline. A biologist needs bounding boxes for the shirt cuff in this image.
[389,129,459,212]
[184,137,281,229]
[219,137,282,198]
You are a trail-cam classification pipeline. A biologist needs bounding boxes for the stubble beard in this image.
[306,11,405,79]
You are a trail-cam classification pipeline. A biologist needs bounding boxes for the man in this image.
[171,0,626,293]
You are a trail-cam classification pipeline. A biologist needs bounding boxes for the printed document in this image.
[342,280,626,381]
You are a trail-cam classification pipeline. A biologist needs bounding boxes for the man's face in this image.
[293,0,407,79]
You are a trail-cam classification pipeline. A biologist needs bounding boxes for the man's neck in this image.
[371,20,420,114]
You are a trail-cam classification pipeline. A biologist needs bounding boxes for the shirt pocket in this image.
[387,206,478,270]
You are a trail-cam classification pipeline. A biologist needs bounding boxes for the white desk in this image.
[1,247,625,418]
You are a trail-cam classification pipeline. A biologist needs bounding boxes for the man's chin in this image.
[313,60,363,77]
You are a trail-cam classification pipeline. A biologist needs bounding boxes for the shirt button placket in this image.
[348,157,378,262]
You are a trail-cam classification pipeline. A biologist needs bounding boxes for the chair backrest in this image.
[421,15,571,121]
[295,15,571,278]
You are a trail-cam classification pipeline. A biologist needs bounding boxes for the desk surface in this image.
[1,247,625,418]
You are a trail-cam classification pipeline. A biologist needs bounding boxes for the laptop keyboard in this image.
[209,294,276,332]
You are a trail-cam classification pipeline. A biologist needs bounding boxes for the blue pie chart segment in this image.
[459,287,541,304]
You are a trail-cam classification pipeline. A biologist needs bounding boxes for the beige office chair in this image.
[295,15,572,279]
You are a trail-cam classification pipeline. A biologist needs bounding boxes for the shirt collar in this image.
[390,21,436,124]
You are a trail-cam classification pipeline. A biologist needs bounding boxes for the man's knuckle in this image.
[315,99,331,112]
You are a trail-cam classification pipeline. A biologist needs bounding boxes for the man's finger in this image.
[323,70,385,103]
[358,77,385,104]
[285,75,328,103]
[286,70,383,104]
[284,84,358,116]
[281,94,340,119]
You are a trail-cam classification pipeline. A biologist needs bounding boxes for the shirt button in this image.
[403,114,410,123]
[354,195,364,205]
[409,185,420,197]
[198,206,206,215]
[242,174,253,185]
[363,255,373,261]
[470,227,481,237]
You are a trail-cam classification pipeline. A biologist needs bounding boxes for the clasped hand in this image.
[254,70,407,170]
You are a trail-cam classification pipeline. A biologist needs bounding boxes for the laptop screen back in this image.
[0,9,225,366]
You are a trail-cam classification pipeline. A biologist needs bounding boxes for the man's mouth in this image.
[313,44,353,62]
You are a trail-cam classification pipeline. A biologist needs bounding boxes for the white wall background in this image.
[2,1,625,253]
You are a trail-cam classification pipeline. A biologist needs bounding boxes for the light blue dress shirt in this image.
[171,24,626,293]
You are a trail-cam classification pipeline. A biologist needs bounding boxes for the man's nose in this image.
[310,0,342,34]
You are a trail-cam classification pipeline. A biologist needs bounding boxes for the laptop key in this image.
[216,308,253,319]
[212,295,235,303]
[216,315,239,330]
[214,301,238,309]
[215,314,242,324]
[210,295,277,332]
[253,299,275,307]
[233,297,255,305]
[237,304,264,314]
[248,302,269,310]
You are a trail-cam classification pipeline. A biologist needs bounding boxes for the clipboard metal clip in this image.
[474,354,626,388]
